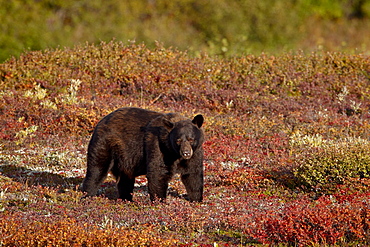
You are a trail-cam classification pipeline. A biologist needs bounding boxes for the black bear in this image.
[81,107,205,202]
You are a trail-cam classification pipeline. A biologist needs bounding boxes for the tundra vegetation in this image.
[1,0,370,62]
[0,41,370,245]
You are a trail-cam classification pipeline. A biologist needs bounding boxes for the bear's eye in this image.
[176,139,182,145]
[188,138,194,144]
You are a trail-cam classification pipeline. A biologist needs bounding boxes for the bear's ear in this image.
[162,117,174,130]
[192,114,204,128]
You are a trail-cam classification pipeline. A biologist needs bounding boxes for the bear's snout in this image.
[180,141,193,159]
[181,149,193,159]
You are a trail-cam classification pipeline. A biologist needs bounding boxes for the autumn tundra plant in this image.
[0,42,370,245]
[292,135,370,193]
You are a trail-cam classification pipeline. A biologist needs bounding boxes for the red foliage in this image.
[239,194,370,246]
[1,43,370,245]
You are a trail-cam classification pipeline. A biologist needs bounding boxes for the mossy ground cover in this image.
[1,42,370,245]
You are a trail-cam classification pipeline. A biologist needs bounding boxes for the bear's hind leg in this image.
[81,157,112,197]
[117,173,135,201]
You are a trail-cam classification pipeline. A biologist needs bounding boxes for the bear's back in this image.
[97,107,162,134]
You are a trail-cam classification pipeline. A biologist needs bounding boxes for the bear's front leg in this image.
[147,165,172,202]
[181,151,204,202]
[181,171,203,202]
[117,173,135,201]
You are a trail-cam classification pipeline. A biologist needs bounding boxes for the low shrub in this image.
[293,137,370,193]
[245,195,370,246]
[1,42,370,245]
[0,213,179,246]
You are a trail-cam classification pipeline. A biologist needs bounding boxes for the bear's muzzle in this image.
[180,142,193,159]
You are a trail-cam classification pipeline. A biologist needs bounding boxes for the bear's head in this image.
[163,114,204,159]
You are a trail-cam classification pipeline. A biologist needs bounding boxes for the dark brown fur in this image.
[81,107,204,202]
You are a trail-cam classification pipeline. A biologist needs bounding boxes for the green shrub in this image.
[1,0,370,62]
[293,137,370,192]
